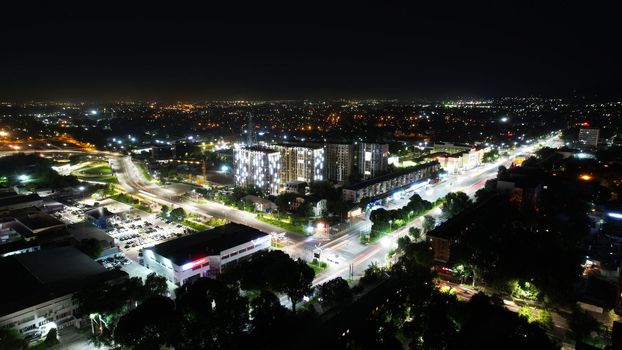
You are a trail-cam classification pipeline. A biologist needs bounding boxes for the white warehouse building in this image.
[143,223,270,286]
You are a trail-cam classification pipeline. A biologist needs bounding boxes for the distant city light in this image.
[305,225,314,234]
[220,165,229,172]
[608,212,622,220]
[500,116,509,122]
[18,174,29,182]
[90,109,98,115]
[78,186,85,191]
[579,174,592,181]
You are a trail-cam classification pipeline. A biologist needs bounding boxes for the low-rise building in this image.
[342,161,440,203]
[242,195,278,213]
[285,180,307,195]
[0,193,43,214]
[143,223,270,285]
[0,247,127,338]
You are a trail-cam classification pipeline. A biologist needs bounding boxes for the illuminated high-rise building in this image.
[272,144,324,186]
[578,128,599,148]
[326,143,354,183]
[233,146,280,195]
[357,143,389,180]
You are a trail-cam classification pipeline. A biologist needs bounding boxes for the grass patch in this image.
[256,215,306,235]
[271,242,284,249]
[180,220,211,231]
[94,175,118,184]
[309,259,329,274]
[136,162,153,182]
[112,193,153,213]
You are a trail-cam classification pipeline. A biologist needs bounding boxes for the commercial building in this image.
[357,143,389,180]
[342,161,440,203]
[0,247,127,338]
[0,193,43,214]
[326,143,354,183]
[272,144,325,185]
[434,147,488,175]
[579,128,600,148]
[143,223,270,286]
[285,180,307,194]
[234,146,281,195]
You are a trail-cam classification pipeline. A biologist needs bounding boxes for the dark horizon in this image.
[1,1,621,101]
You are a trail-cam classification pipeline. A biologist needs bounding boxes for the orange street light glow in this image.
[579,174,592,181]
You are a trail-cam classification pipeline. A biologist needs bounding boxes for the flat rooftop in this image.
[241,146,279,153]
[149,223,268,266]
[0,246,127,317]
[344,161,439,191]
[0,193,42,208]
[17,212,64,232]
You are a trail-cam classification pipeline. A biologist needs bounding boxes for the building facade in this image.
[326,143,354,183]
[579,128,600,147]
[234,146,281,195]
[273,144,324,186]
[342,161,440,203]
[435,147,488,175]
[143,223,270,286]
[0,247,127,339]
[357,143,389,180]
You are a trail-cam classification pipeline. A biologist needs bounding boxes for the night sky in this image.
[1,1,620,101]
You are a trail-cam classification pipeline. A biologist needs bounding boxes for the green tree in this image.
[409,227,422,240]
[0,327,27,350]
[169,207,186,222]
[160,204,170,218]
[569,307,600,343]
[175,278,249,350]
[282,258,315,314]
[318,277,352,308]
[275,192,298,212]
[143,272,168,297]
[114,296,181,349]
[42,328,59,347]
[248,290,289,345]
[422,215,436,233]
[482,149,500,163]
[442,192,471,219]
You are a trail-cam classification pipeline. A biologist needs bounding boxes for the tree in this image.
[249,290,288,341]
[360,262,385,285]
[175,278,249,350]
[442,192,471,219]
[475,179,497,203]
[143,272,168,297]
[114,296,181,350]
[169,207,186,222]
[282,258,315,314]
[0,327,27,350]
[422,215,436,233]
[42,328,59,347]
[482,149,500,163]
[409,227,422,240]
[160,204,170,218]
[569,307,600,343]
[275,192,298,212]
[78,238,104,259]
[318,277,352,308]
[397,235,412,252]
